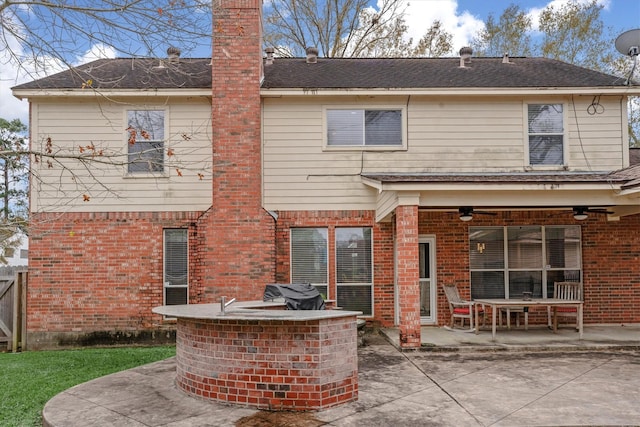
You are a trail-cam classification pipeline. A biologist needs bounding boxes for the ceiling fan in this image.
[572,206,613,220]
[458,207,497,222]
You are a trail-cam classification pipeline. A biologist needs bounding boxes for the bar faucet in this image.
[220,296,236,315]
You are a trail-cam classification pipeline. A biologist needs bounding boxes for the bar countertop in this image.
[152,300,362,321]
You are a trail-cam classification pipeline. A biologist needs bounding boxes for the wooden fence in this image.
[0,269,27,352]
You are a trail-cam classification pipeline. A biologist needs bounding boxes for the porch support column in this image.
[395,204,421,348]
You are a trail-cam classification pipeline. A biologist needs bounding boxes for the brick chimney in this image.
[200,0,275,300]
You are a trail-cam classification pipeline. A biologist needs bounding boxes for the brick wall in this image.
[28,205,640,348]
[418,210,640,325]
[175,315,358,410]
[27,211,201,349]
[581,215,640,323]
[275,210,395,327]
[204,0,276,301]
[274,209,640,335]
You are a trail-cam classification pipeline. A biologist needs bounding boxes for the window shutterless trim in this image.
[322,105,407,151]
[124,107,168,175]
[524,102,567,169]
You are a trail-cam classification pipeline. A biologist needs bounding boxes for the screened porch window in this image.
[470,226,581,300]
[326,109,402,147]
[290,228,328,298]
[336,227,373,315]
[164,229,188,306]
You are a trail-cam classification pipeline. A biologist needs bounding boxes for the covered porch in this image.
[364,168,640,349]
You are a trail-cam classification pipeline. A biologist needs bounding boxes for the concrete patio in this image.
[382,323,640,352]
[41,324,640,426]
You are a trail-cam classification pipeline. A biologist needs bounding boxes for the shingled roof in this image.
[12,58,212,90]
[261,56,629,89]
[13,55,631,91]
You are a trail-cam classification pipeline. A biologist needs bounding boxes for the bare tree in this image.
[1,0,212,77]
[537,0,615,70]
[411,20,453,57]
[472,4,533,57]
[263,0,451,58]
[0,118,27,219]
[0,118,28,262]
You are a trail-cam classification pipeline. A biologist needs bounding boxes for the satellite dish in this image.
[615,29,640,57]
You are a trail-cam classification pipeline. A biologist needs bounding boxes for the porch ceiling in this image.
[361,171,640,222]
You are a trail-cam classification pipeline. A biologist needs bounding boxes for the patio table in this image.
[474,298,583,340]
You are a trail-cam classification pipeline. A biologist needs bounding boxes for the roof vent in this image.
[167,47,181,63]
[306,47,319,64]
[265,47,275,65]
[459,46,472,67]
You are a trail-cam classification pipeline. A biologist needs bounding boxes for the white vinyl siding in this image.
[262,95,625,212]
[29,97,212,213]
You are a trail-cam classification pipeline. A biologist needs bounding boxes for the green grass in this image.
[0,346,176,427]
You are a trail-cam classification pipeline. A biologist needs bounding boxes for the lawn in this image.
[0,346,176,427]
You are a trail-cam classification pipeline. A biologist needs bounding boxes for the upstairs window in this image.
[528,104,564,166]
[126,110,165,173]
[326,109,402,147]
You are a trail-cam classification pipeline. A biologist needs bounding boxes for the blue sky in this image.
[455,0,639,32]
[391,0,639,54]
[1,0,639,123]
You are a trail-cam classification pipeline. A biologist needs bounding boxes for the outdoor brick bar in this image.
[153,302,361,411]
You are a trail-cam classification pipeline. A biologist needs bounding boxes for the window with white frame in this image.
[326,108,402,147]
[336,227,373,315]
[126,110,165,173]
[290,228,328,298]
[164,229,188,306]
[470,226,581,300]
[527,104,564,166]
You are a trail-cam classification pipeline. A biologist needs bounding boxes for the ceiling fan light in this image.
[573,207,588,221]
[459,207,473,221]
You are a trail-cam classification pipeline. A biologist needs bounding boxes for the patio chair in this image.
[443,283,485,332]
[547,281,582,330]
[499,306,527,330]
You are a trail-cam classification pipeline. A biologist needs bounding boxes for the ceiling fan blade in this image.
[587,208,614,215]
[474,210,497,216]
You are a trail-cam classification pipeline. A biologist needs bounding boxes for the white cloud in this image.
[75,43,117,65]
[1,34,116,123]
[390,0,485,55]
